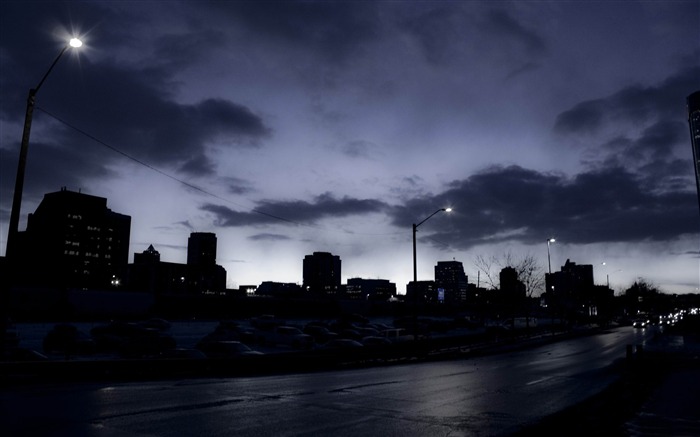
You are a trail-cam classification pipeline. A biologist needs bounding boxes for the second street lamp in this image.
[412,207,452,283]
[546,237,556,275]
[6,37,82,259]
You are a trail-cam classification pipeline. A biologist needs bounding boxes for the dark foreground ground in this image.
[3,325,699,436]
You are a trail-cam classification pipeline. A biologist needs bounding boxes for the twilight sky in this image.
[1,1,699,294]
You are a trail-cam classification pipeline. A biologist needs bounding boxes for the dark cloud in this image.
[400,6,465,65]
[202,193,389,227]
[151,29,227,70]
[400,5,547,70]
[178,154,215,177]
[485,9,547,55]
[554,65,700,135]
[248,233,291,242]
[222,177,254,195]
[1,42,271,203]
[389,165,696,249]
[0,141,115,218]
[0,1,272,210]
[208,0,380,63]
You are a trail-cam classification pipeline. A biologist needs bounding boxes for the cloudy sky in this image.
[1,1,699,294]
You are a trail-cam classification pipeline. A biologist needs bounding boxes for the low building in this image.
[345,278,396,300]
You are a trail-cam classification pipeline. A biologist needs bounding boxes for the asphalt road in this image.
[0,326,652,436]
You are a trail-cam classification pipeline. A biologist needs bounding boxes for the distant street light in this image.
[6,38,82,259]
[412,208,452,283]
[601,263,622,289]
[546,238,556,274]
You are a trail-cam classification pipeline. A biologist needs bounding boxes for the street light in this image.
[412,207,452,283]
[546,238,556,274]
[5,37,82,259]
[601,263,622,289]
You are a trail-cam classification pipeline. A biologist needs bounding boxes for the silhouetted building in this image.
[186,232,226,294]
[14,188,131,290]
[128,233,226,295]
[435,260,468,304]
[128,245,189,295]
[345,278,396,300]
[406,280,436,303]
[256,281,303,298]
[499,266,526,299]
[303,252,341,295]
[688,91,700,213]
[187,232,217,267]
[545,259,595,320]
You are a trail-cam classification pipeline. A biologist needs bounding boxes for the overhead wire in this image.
[35,106,406,237]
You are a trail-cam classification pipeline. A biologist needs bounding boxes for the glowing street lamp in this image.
[412,207,452,283]
[546,238,556,274]
[6,37,82,258]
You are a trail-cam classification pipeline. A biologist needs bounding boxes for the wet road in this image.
[1,327,652,436]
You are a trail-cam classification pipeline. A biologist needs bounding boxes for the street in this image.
[0,327,652,436]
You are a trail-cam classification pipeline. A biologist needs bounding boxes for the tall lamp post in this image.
[5,38,82,259]
[546,238,555,274]
[412,208,451,283]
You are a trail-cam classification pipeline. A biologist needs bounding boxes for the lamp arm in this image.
[415,208,446,229]
[34,44,69,93]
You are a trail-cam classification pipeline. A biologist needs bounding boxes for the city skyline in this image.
[1,2,699,294]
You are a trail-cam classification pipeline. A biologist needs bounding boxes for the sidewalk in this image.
[623,335,700,436]
[515,332,700,436]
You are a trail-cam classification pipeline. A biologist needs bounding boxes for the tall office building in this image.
[499,266,526,299]
[186,232,226,294]
[435,260,468,303]
[688,91,700,214]
[303,251,341,294]
[15,188,131,290]
[187,232,217,267]
[545,259,594,299]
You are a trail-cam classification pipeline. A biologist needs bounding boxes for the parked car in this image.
[91,321,176,357]
[138,318,171,331]
[200,322,256,344]
[196,341,263,358]
[250,315,285,330]
[338,329,363,341]
[2,347,48,361]
[259,326,314,349]
[43,324,96,355]
[303,325,338,344]
[319,339,364,350]
[380,328,414,343]
[361,336,392,347]
[158,348,207,360]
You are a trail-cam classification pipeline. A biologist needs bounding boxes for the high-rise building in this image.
[435,260,468,303]
[187,232,217,267]
[303,251,341,294]
[15,188,131,290]
[499,266,526,299]
[688,91,700,214]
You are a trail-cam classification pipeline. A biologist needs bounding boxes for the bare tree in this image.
[473,251,545,297]
[473,254,499,290]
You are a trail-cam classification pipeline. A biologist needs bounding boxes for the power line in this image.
[36,106,404,237]
[37,106,305,227]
